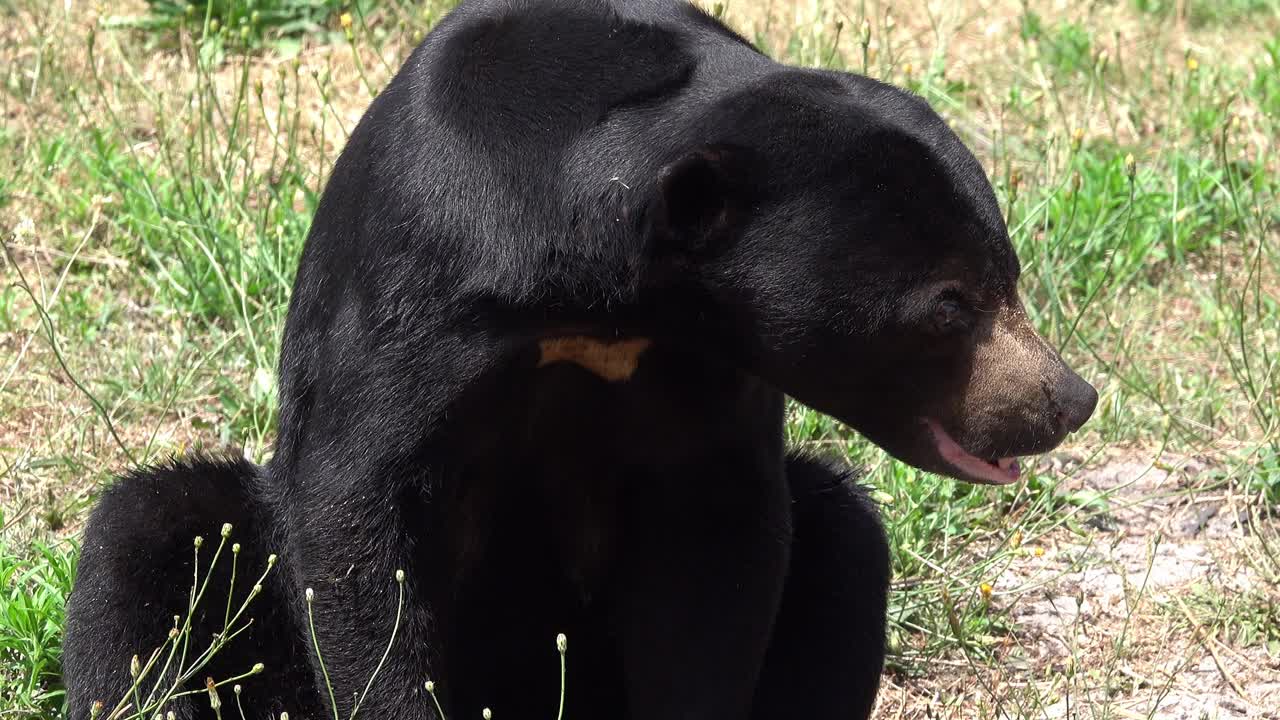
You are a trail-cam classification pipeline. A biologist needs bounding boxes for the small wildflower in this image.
[185,4,196,17]
[267,553,278,568]
[339,12,353,30]
[483,709,493,720]
[1071,127,1084,151]
[209,18,221,34]
[902,62,913,77]
[233,542,242,554]
[168,712,177,720]
[251,10,261,25]
[306,587,315,602]
[194,535,204,549]
[90,701,104,719]
[396,569,406,583]
[251,662,265,674]
[1033,546,1045,558]
[556,633,567,653]
[169,627,180,639]
[234,685,242,696]
[1186,55,1199,72]
[979,582,993,599]
[425,680,436,693]
[13,216,35,240]
[239,26,251,40]
[251,583,262,596]
[130,655,141,678]
[221,523,233,538]
[859,19,872,46]
[281,714,290,720]
[1123,153,1137,179]
[1010,530,1023,548]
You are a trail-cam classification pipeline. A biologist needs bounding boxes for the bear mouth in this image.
[923,419,1021,485]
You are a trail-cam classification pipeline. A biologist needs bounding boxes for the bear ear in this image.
[647,145,749,256]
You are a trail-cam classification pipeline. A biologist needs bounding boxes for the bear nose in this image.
[1057,373,1098,434]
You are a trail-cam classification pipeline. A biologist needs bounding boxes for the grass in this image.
[2,0,1279,717]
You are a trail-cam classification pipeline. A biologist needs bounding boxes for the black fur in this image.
[65,0,1098,717]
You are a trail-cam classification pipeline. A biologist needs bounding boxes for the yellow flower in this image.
[902,62,914,77]
[979,582,993,599]
[1033,546,1045,558]
[1010,530,1023,548]
[1186,55,1199,72]
[339,12,353,30]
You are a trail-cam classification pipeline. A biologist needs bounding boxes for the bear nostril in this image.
[1059,375,1099,434]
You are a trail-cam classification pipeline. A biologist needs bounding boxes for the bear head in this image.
[642,69,1098,485]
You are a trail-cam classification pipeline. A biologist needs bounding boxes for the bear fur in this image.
[63,0,1097,718]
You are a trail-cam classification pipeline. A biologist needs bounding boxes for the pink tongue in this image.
[925,419,1022,485]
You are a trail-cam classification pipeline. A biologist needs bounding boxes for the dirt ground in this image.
[876,451,1280,719]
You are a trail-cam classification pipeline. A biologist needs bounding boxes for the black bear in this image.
[63,0,1098,718]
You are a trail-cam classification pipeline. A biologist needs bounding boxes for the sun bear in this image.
[63,1,1098,718]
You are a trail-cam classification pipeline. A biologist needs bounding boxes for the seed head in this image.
[556,633,567,654]
[194,535,204,548]
[306,587,315,602]
[251,663,265,674]
[483,708,493,720]
[206,677,221,710]
[425,680,436,693]
[396,569,405,583]
[221,523,233,538]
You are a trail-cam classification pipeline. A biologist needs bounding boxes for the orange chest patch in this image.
[537,336,652,382]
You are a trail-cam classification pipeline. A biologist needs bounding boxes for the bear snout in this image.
[1053,371,1098,434]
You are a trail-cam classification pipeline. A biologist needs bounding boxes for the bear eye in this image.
[932,297,972,334]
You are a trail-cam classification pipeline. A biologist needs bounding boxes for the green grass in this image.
[2,0,1279,717]
[0,518,75,715]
